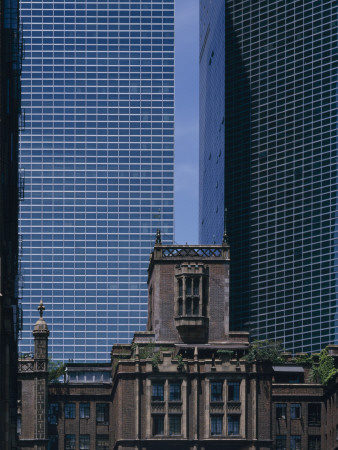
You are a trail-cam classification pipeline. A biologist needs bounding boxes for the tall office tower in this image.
[199,1,337,353]
[0,0,22,446]
[19,0,174,362]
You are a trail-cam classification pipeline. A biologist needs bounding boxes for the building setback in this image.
[19,0,175,362]
[0,0,22,447]
[18,241,338,449]
[199,1,338,353]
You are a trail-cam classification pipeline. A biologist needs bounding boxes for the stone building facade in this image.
[18,242,338,450]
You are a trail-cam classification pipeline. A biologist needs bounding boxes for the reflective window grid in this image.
[19,0,174,361]
[199,0,338,353]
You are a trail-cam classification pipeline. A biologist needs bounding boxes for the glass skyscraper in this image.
[19,0,174,362]
[199,0,337,353]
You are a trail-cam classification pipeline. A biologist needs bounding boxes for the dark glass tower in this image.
[19,0,174,362]
[199,0,337,353]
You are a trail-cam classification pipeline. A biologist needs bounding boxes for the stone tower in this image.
[18,301,49,450]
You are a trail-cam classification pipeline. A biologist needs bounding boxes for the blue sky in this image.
[174,0,199,245]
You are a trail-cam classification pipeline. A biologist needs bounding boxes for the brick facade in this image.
[18,244,338,450]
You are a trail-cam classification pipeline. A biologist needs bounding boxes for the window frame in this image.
[276,435,287,450]
[169,381,181,402]
[80,402,90,419]
[210,414,223,436]
[169,414,181,436]
[152,415,164,436]
[96,403,109,425]
[308,403,321,426]
[64,403,76,419]
[210,381,223,402]
[152,381,164,402]
[290,435,301,450]
[227,414,240,436]
[48,402,59,424]
[65,434,76,450]
[276,403,287,420]
[96,434,109,450]
[79,434,90,450]
[228,381,240,401]
[290,403,301,419]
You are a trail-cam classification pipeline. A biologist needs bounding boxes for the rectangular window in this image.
[308,435,321,450]
[152,382,164,401]
[227,415,240,436]
[308,404,321,426]
[65,434,76,450]
[48,436,58,450]
[48,402,59,424]
[64,403,76,419]
[291,403,301,419]
[210,381,223,402]
[79,435,90,450]
[276,403,286,419]
[169,415,181,435]
[96,403,109,425]
[153,415,164,435]
[228,381,240,401]
[96,434,109,450]
[169,382,181,401]
[276,435,286,450]
[291,435,301,450]
[210,415,223,436]
[80,402,90,419]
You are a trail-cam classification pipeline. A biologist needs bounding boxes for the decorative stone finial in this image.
[37,300,45,318]
[155,228,162,245]
[222,208,230,244]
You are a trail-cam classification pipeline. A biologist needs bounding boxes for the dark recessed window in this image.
[290,435,301,450]
[80,402,90,419]
[276,403,286,420]
[152,382,164,402]
[96,434,109,450]
[290,403,301,419]
[79,435,90,450]
[153,415,164,435]
[65,403,76,419]
[211,415,223,436]
[228,381,240,401]
[210,381,223,402]
[48,402,59,424]
[308,403,321,426]
[276,435,286,450]
[169,382,181,401]
[308,435,321,450]
[96,403,109,425]
[228,415,240,436]
[65,434,76,450]
[169,415,181,435]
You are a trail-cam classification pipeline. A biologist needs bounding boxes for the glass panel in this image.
[211,381,223,402]
[228,381,240,401]
[169,415,181,435]
[153,416,164,435]
[211,415,222,435]
[228,415,240,435]
[169,382,181,401]
[152,382,164,401]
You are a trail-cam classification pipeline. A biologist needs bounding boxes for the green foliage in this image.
[310,347,338,386]
[244,339,285,364]
[217,349,234,360]
[133,342,161,369]
[294,353,313,367]
[48,359,66,383]
[175,354,185,370]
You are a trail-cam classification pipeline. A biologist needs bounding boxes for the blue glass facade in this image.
[19,0,174,362]
[199,0,338,353]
